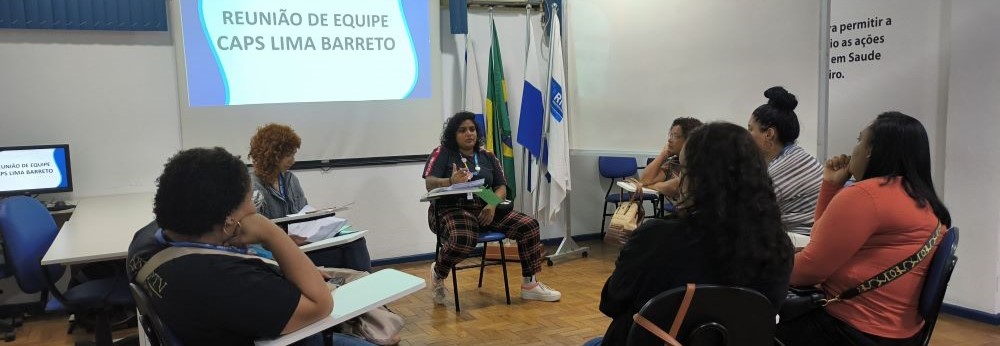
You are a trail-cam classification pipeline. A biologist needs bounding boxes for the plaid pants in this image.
[429,199,543,278]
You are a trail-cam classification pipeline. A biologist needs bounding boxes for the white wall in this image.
[942,0,1000,315]
[827,0,949,182]
[0,30,181,304]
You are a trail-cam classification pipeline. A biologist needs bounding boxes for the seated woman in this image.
[422,112,561,304]
[638,117,702,200]
[249,123,371,272]
[748,86,823,234]
[591,122,793,345]
[126,147,370,345]
[776,112,952,346]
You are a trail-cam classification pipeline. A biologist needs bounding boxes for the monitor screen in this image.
[0,144,73,196]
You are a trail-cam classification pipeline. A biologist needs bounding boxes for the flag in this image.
[544,12,570,222]
[517,18,545,161]
[486,18,517,200]
[463,40,486,133]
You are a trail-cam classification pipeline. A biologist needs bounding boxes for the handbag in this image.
[779,222,944,321]
[321,268,406,345]
[605,178,646,247]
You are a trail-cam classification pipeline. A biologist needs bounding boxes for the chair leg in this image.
[94,310,112,346]
[498,240,511,305]
[451,265,460,312]
[478,244,487,288]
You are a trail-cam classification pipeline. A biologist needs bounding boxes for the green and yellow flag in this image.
[485,18,516,200]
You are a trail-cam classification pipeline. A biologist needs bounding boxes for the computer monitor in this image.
[0,144,73,196]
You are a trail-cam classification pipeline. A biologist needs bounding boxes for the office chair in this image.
[627,284,776,346]
[915,227,959,346]
[0,263,23,341]
[0,196,134,346]
[599,156,659,235]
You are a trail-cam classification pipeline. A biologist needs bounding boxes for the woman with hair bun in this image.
[748,86,823,234]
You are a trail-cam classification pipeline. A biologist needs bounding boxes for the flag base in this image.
[544,236,589,266]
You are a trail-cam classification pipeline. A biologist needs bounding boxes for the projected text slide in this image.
[179,0,431,107]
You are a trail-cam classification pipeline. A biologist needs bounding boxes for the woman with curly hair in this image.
[249,123,371,271]
[422,112,561,305]
[588,122,793,345]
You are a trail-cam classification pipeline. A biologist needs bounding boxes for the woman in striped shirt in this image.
[748,87,823,234]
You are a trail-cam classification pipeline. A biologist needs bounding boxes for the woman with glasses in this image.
[638,117,702,200]
[747,86,823,234]
[249,123,371,271]
[588,122,793,346]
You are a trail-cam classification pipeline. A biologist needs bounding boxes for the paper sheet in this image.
[287,205,350,242]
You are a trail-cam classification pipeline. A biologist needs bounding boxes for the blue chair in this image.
[129,283,181,346]
[434,231,511,312]
[627,285,776,345]
[914,227,959,346]
[0,196,134,346]
[429,200,512,312]
[599,156,659,235]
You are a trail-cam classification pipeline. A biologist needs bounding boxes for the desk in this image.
[42,193,155,266]
[255,268,425,346]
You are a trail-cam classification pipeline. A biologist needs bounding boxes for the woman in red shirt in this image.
[776,112,951,345]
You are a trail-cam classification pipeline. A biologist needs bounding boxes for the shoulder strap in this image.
[135,247,279,285]
[632,283,695,346]
[828,222,943,304]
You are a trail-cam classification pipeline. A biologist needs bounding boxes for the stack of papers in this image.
[287,205,351,242]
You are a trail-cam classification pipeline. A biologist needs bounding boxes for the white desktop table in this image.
[255,268,425,346]
[42,192,155,265]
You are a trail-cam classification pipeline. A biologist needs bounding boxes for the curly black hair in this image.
[680,122,793,284]
[440,111,483,151]
[154,147,251,236]
[752,86,800,145]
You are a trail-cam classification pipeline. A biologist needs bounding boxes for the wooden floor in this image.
[3,240,998,345]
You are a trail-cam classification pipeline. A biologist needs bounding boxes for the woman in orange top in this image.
[776,112,951,345]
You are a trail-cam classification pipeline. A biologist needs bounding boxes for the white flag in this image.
[464,39,486,130]
[544,13,571,223]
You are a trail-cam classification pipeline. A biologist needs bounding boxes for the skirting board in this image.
[941,303,1000,325]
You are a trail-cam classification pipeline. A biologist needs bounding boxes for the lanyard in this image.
[461,152,481,176]
[277,174,287,199]
[154,228,264,257]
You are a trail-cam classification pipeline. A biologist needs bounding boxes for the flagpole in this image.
[542,2,588,267]
[532,3,555,221]
[488,7,501,167]
[461,33,469,111]
[519,4,532,214]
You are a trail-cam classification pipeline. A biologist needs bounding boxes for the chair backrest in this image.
[627,285,775,346]
[0,196,65,293]
[916,227,959,346]
[599,156,638,179]
[129,282,182,346]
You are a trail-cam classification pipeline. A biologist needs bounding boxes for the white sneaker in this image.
[430,262,448,305]
[521,281,561,302]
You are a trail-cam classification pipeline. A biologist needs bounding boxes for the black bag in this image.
[779,222,944,322]
[780,286,828,321]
